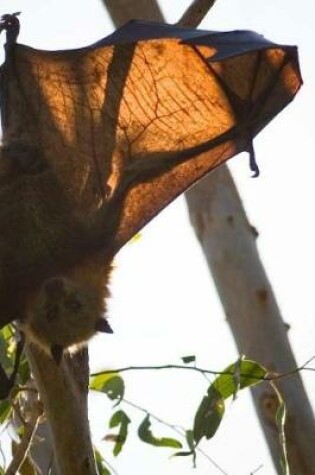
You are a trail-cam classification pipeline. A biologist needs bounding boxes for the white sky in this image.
[1,1,315,474]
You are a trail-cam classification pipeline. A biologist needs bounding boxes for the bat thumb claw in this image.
[50,345,64,365]
[248,140,260,178]
[95,318,113,334]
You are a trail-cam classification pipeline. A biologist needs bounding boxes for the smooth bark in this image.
[186,167,315,474]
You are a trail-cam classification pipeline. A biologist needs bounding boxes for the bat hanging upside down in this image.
[0,12,301,376]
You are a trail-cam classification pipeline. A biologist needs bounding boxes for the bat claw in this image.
[50,345,64,365]
[0,12,21,44]
[95,318,113,334]
[248,141,260,178]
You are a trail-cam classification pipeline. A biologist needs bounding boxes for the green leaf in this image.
[193,387,225,445]
[138,415,182,449]
[231,355,245,399]
[181,355,196,364]
[107,410,131,456]
[0,467,5,475]
[89,372,116,391]
[1,325,14,341]
[18,358,31,386]
[192,359,266,446]
[173,450,194,457]
[0,325,13,373]
[173,430,196,466]
[94,448,111,475]
[0,326,28,389]
[213,359,267,400]
[89,373,124,404]
[185,429,195,452]
[0,399,12,424]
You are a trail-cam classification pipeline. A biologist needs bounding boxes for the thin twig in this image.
[250,464,264,474]
[91,363,255,378]
[177,0,216,28]
[91,356,315,382]
[300,355,315,369]
[122,397,186,435]
[121,398,229,475]
[5,401,42,475]
[15,386,39,395]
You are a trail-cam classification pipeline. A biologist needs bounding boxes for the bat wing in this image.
[0,21,302,255]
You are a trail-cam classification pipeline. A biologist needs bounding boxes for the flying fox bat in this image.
[0,13,302,372]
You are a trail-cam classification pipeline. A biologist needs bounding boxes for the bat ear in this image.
[50,344,64,365]
[95,318,113,334]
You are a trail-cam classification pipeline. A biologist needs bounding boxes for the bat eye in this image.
[64,296,83,313]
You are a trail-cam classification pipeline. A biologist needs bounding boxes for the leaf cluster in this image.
[89,357,289,474]
[0,337,290,474]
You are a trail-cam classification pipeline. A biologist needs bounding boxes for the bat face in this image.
[0,17,302,355]
[21,260,112,361]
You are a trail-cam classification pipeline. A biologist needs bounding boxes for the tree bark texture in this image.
[27,345,97,475]
[186,167,315,474]
[102,1,315,473]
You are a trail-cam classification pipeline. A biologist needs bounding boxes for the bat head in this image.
[22,261,113,362]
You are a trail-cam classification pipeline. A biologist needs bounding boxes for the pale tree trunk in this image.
[186,168,315,474]
[102,1,315,473]
[27,345,97,475]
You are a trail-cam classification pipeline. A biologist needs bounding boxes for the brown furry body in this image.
[0,144,114,353]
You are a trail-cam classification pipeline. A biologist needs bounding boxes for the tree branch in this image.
[5,399,42,475]
[177,0,216,27]
[186,168,315,474]
[26,344,97,475]
[91,357,315,382]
